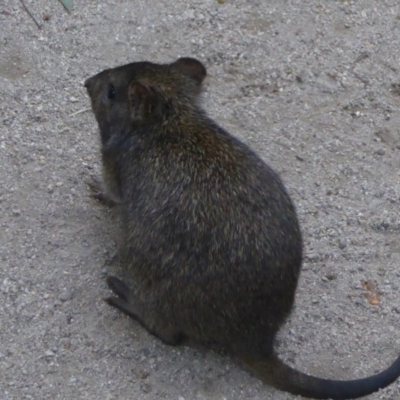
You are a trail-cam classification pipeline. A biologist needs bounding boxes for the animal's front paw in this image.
[86,176,117,207]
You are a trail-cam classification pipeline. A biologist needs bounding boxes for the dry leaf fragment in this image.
[361,280,380,305]
[59,0,73,13]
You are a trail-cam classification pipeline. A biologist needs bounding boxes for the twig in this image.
[19,0,41,30]
[69,108,91,117]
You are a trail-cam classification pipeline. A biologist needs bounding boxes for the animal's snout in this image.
[84,77,92,89]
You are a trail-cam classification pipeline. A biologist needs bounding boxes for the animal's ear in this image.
[128,82,153,121]
[171,57,207,85]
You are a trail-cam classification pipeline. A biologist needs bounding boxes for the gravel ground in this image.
[1,1,400,399]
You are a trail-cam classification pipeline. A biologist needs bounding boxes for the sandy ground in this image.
[1,1,400,399]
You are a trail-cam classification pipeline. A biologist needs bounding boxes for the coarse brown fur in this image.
[84,57,400,399]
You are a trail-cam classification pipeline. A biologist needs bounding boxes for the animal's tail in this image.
[241,351,400,399]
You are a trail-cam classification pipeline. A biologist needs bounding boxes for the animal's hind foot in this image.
[105,275,186,346]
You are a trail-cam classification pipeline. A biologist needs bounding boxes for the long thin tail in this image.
[242,352,400,399]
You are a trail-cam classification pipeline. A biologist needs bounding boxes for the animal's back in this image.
[117,114,303,350]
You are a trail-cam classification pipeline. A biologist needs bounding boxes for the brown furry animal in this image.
[84,57,400,399]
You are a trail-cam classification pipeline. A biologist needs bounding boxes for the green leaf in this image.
[59,0,74,12]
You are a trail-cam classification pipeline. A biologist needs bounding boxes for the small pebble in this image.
[59,289,73,302]
[140,383,152,393]
[100,268,108,278]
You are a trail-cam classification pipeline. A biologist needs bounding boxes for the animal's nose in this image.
[84,77,92,89]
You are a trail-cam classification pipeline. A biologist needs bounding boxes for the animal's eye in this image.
[108,84,116,100]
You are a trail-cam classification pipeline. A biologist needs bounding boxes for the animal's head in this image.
[84,58,207,143]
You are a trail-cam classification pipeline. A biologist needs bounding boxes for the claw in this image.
[86,176,117,207]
